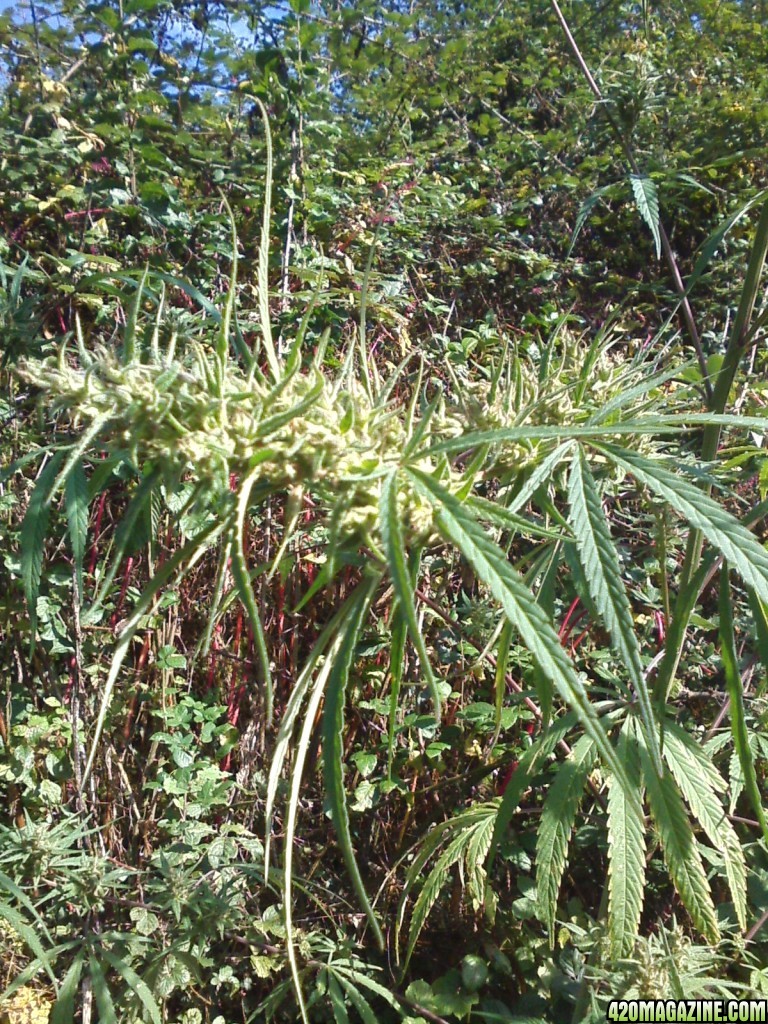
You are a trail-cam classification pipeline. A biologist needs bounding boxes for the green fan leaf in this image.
[50,952,85,1024]
[82,517,226,787]
[498,439,575,517]
[487,712,580,874]
[607,726,646,957]
[600,445,768,607]
[662,721,747,930]
[89,953,118,1024]
[569,181,621,256]
[327,973,352,1024]
[638,730,720,943]
[263,592,365,882]
[333,963,402,1018]
[536,734,595,940]
[747,587,768,682]
[0,900,57,989]
[230,466,273,723]
[567,449,662,773]
[403,806,497,969]
[629,174,661,260]
[65,459,89,600]
[20,450,64,641]
[282,578,382,1023]
[387,604,408,777]
[100,946,162,1024]
[86,468,161,621]
[408,468,631,793]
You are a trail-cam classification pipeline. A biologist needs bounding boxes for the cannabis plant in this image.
[9,99,768,1021]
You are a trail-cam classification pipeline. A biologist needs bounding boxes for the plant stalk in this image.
[549,0,711,395]
[654,197,768,704]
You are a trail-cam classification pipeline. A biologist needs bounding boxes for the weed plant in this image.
[2,80,768,1024]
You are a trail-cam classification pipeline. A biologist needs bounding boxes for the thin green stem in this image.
[654,198,768,704]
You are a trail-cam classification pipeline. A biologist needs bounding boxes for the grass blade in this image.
[322,573,384,949]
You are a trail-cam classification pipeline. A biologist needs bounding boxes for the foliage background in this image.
[1,0,768,1021]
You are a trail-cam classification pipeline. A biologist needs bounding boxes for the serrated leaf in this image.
[567,450,662,773]
[408,468,631,794]
[250,98,280,380]
[569,182,621,256]
[20,451,64,641]
[327,973,351,1024]
[50,952,84,1024]
[86,468,161,620]
[335,975,379,1024]
[100,947,162,1024]
[536,734,595,940]
[283,578,381,1024]
[332,963,401,1012]
[728,732,760,815]
[0,900,57,989]
[420,414,768,459]
[263,594,361,883]
[747,588,768,682]
[487,712,579,874]
[493,618,515,742]
[662,722,747,930]
[495,440,575,518]
[403,806,497,969]
[82,518,225,787]
[638,731,720,943]
[89,954,118,1024]
[284,653,335,1024]
[65,459,89,600]
[600,445,768,608]
[630,174,661,259]
[387,605,408,777]
[607,726,646,957]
